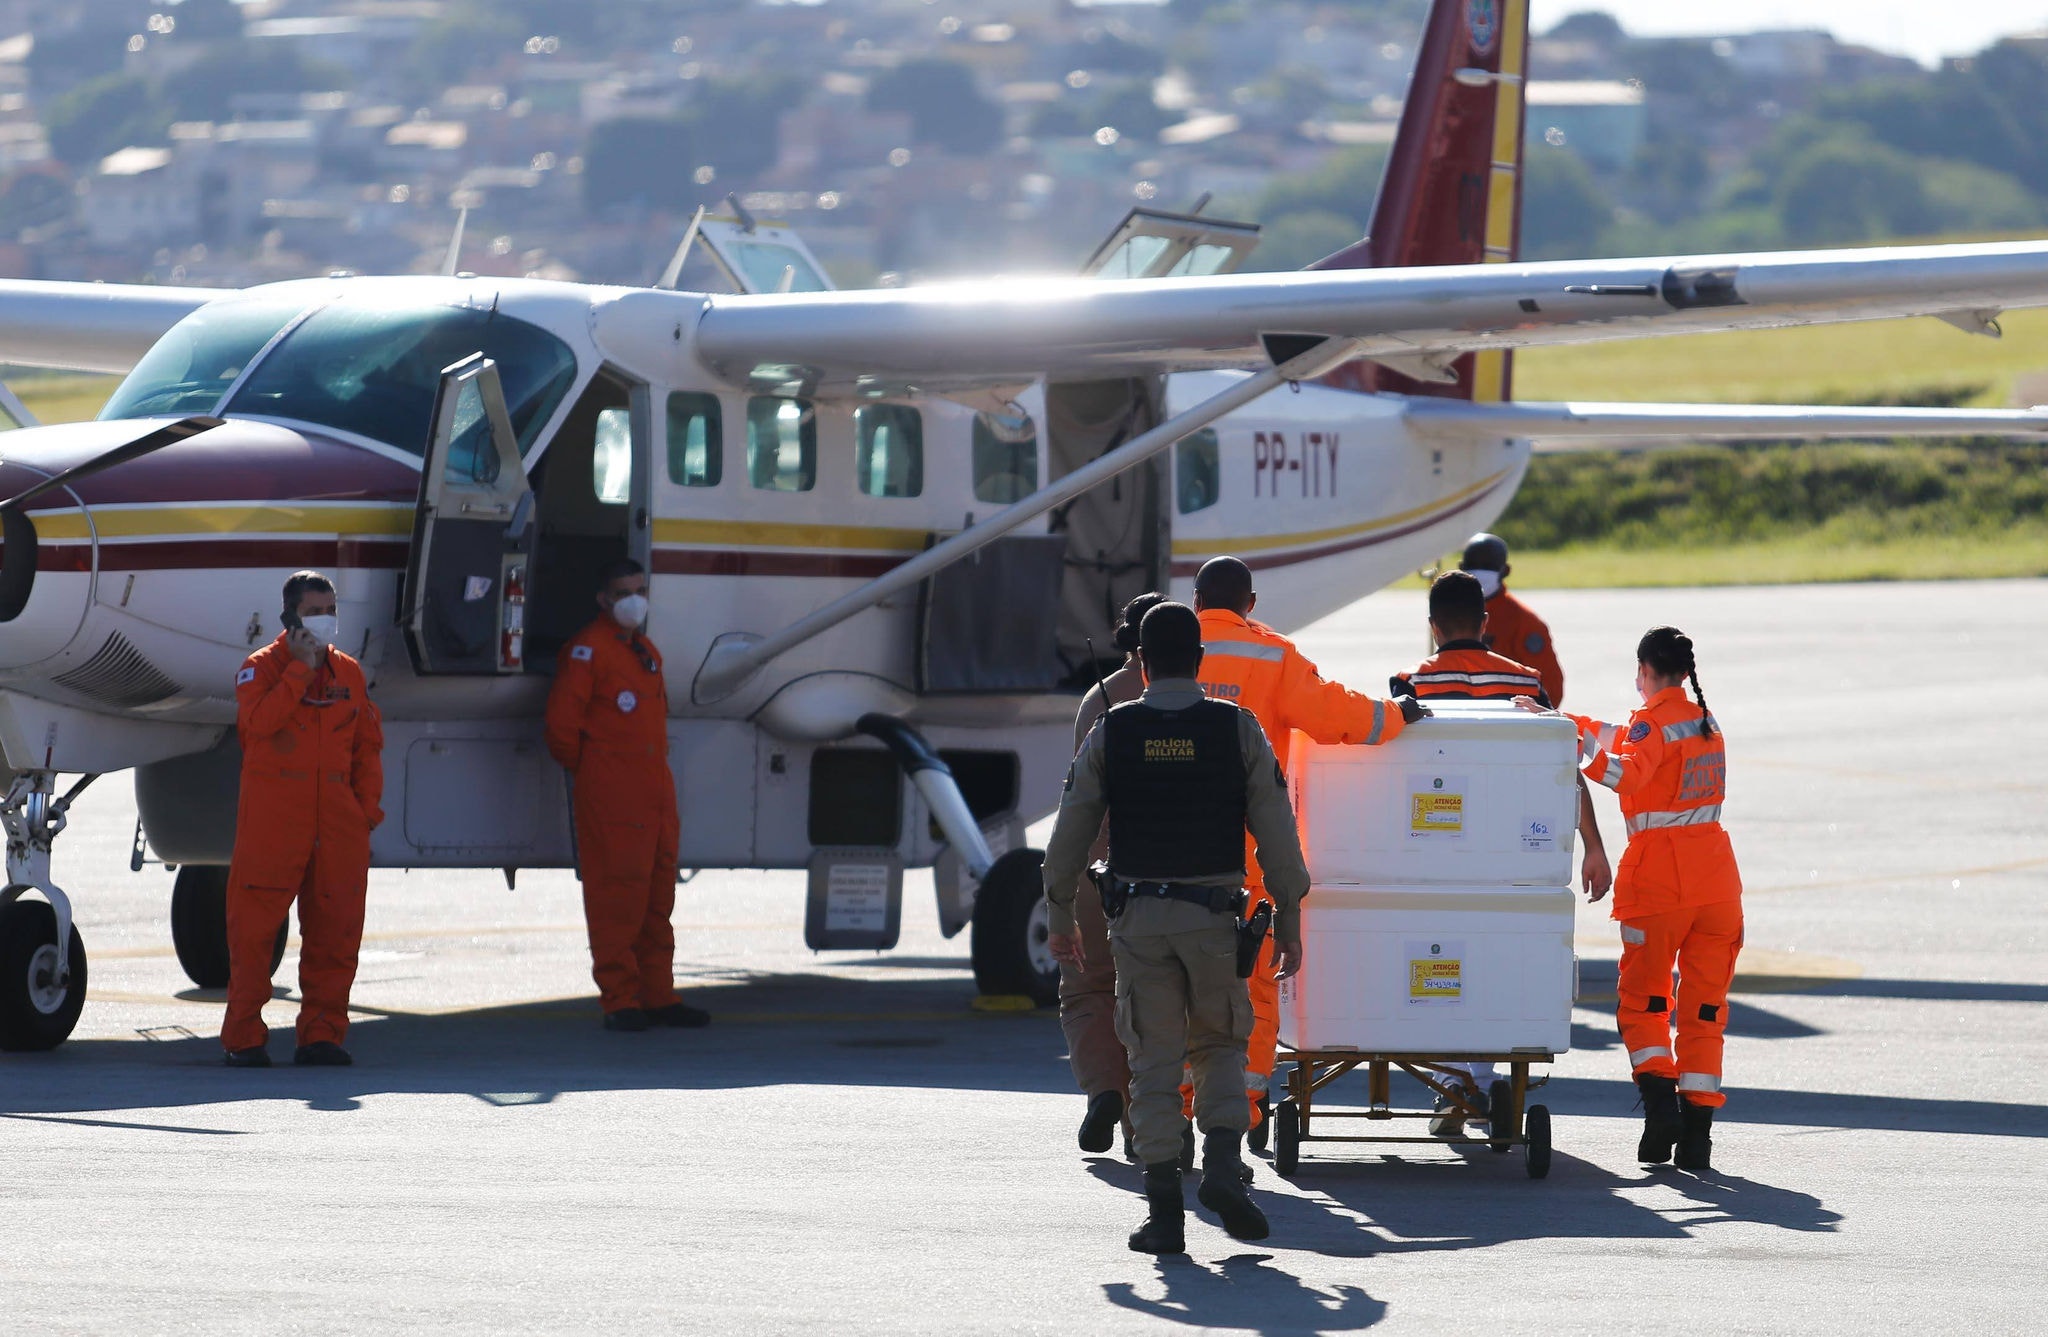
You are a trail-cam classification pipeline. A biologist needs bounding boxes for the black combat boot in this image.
[1079,1090,1123,1154]
[1196,1129,1271,1241]
[1675,1099,1715,1171]
[1636,1074,1683,1164]
[1129,1162,1186,1255]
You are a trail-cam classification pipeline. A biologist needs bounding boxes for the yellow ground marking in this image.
[1172,470,1512,556]
[652,517,926,551]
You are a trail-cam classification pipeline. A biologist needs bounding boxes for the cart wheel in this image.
[1524,1104,1552,1179]
[1273,1100,1301,1176]
[1487,1078,1515,1154]
[1248,1094,1271,1154]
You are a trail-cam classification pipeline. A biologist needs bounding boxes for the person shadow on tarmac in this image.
[1103,1252,1386,1334]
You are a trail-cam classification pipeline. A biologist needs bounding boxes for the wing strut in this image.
[690,336,1364,704]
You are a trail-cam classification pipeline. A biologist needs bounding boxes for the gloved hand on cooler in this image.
[1397,694,1430,724]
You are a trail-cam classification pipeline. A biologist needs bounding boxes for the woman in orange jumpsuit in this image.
[1524,626,1740,1170]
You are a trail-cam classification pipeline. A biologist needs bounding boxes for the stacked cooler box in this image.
[1277,701,1578,1055]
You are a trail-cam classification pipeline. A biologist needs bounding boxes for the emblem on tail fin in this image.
[1468,0,1500,55]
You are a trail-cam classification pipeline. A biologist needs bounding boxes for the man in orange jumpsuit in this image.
[222,570,383,1068]
[1532,625,1741,1170]
[546,559,707,1033]
[1458,533,1565,707]
[1393,570,1610,1134]
[1191,556,1425,1140]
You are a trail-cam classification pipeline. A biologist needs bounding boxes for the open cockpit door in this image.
[695,214,837,294]
[1080,206,1261,280]
[402,353,534,675]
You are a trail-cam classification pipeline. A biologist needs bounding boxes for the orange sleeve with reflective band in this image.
[1571,711,1668,796]
[1276,642,1405,747]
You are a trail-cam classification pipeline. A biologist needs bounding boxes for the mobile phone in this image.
[282,608,302,632]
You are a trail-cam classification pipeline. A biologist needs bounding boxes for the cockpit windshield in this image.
[102,298,581,458]
[222,303,579,456]
[98,298,304,420]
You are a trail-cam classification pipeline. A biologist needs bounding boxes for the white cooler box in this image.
[1277,884,1576,1054]
[1290,701,1580,887]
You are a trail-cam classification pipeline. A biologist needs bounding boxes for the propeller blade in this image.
[0,416,223,512]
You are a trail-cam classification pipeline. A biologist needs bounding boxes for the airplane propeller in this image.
[0,415,224,513]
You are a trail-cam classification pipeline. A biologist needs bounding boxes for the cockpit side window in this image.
[213,303,578,457]
[98,298,304,420]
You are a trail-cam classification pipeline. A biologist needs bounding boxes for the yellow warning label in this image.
[1409,959,1462,1000]
[1410,791,1464,834]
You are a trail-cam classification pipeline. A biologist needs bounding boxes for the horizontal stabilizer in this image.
[1403,399,2048,452]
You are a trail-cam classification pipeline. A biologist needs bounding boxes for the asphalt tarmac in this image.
[3,580,2044,1335]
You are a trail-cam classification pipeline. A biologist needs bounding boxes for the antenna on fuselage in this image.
[1186,192,1212,216]
[656,205,707,291]
[725,192,758,233]
[441,206,469,277]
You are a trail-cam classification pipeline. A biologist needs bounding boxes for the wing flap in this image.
[1404,399,2048,452]
[691,240,2048,395]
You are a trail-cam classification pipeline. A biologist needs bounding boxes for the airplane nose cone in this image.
[0,435,100,671]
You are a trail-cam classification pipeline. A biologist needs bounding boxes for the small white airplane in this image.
[1,0,2044,1049]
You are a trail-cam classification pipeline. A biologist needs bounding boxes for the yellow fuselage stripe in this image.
[652,518,928,552]
[31,503,412,542]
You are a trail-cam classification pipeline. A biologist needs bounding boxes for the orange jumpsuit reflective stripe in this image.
[222,635,384,1053]
[1392,642,1547,705]
[1569,686,1743,1107]
[546,617,680,1015]
[1191,608,1410,1119]
[1480,589,1564,708]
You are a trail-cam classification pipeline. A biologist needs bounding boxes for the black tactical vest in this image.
[1102,697,1248,880]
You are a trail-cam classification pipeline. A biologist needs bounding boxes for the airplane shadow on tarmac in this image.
[4,967,2045,1142]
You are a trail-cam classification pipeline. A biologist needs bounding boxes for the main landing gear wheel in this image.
[171,866,285,990]
[969,848,1058,1007]
[1273,1100,1302,1177]
[0,896,87,1051]
[1524,1104,1553,1179]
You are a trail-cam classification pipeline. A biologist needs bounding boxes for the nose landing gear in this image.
[0,771,94,1051]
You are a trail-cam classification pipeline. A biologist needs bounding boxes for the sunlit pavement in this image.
[3,581,2043,1334]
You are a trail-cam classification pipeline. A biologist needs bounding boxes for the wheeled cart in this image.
[1271,1049,1554,1179]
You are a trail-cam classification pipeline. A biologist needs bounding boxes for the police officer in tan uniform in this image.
[1042,602,1311,1255]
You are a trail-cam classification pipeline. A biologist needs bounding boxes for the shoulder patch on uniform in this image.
[570,645,594,661]
[236,666,256,686]
[1628,721,1651,743]
[1525,633,1547,654]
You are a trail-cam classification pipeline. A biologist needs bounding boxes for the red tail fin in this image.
[1315,0,1530,402]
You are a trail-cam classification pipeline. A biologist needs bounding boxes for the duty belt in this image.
[1626,804,1722,835]
[1114,879,1248,915]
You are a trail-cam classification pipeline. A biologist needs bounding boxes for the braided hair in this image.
[1637,626,1714,738]
[1112,591,1169,655]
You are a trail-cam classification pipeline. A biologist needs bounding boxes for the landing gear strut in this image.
[0,771,94,1051]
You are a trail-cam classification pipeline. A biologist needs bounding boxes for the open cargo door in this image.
[402,353,534,674]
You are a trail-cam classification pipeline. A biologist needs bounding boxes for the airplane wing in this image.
[690,240,2048,394]
[0,279,220,373]
[1403,399,2048,452]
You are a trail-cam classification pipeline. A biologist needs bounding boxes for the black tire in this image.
[1248,1094,1271,1153]
[171,866,285,990]
[969,848,1057,1006]
[1274,1100,1301,1177]
[0,896,87,1052]
[1525,1104,1552,1180]
[1488,1078,1516,1154]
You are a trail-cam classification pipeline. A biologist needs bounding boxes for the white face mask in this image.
[610,593,649,628]
[299,613,339,646]
[1468,569,1503,599]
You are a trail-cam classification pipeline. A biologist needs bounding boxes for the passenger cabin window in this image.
[972,409,1038,504]
[1177,428,1220,514]
[592,407,632,504]
[747,396,816,492]
[854,404,922,498]
[667,392,722,487]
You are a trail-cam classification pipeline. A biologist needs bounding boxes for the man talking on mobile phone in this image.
[221,570,384,1068]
